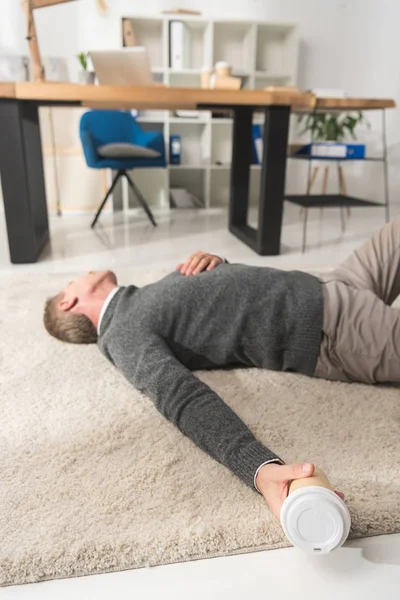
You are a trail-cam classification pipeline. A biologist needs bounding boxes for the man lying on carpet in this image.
[43,217,400,521]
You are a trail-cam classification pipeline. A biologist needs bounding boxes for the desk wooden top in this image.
[0,82,315,110]
[0,83,394,111]
[307,97,395,111]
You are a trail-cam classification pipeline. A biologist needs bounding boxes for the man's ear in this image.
[58,295,78,313]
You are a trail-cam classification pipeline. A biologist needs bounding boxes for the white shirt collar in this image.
[97,287,120,335]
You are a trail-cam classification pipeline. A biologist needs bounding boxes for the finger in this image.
[193,257,210,274]
[181,254,200,274]
[180,251,201,274]
[267,462,315,484]
[184,258,201,275]
[186,254,206,275]
[176,263,184,271]
[206,258,219,271]
[180,259,189,274]
[335,490,345,500]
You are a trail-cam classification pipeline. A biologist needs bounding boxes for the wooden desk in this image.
[0,82,315,263]
[0,84,394,263]
[0,82,315,109]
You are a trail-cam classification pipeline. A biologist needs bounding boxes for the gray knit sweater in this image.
[97,264,323,492]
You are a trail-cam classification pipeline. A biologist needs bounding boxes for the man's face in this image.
[62,270,118,299]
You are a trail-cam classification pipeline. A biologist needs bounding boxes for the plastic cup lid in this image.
[280,486,351,554]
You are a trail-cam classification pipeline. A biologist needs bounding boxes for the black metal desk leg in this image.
[228,106,256,248]
[229,106,253,227]
[258,106,290,255]
[0,100,49,263]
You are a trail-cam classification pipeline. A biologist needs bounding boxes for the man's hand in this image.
[176,251,224,276]
[256,462,345,521]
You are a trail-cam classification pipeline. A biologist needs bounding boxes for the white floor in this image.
[1,202,399,275]
[2,202,400,599]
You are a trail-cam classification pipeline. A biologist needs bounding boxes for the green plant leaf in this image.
[296,109,367,142]
[77,52,88,70]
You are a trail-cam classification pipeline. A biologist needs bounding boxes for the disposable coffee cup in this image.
[214,61,231,77]
[280,467,351,553]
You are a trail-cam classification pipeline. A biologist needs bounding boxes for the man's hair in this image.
[43,294,98,344]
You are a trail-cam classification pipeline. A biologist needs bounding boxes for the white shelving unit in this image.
[122,14,299,209]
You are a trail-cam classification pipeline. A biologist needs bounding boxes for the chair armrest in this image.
[132,129,157,146]
[132,129,165,158]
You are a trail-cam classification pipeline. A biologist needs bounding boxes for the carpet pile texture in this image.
[1,268,399,586]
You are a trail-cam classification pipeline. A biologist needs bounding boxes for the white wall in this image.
[1,0,400,213]
[0,0,80,79]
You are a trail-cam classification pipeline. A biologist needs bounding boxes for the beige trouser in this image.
[314,216,400,384]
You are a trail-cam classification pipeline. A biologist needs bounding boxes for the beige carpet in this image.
[1,268,399,587]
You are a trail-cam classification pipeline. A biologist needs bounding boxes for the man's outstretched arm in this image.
[109,332,284,494]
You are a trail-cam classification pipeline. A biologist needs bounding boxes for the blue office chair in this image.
[80,110,166,228]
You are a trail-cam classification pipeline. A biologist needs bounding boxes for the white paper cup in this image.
[280,485,351,553]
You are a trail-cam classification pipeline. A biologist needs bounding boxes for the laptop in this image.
[90,47,154,86]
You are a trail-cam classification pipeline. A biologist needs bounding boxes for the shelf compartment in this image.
[126,168,168,208]
[169,72,201,88]
[122,18,164,69]
[255,24,297,75]
[213,22,255,73]
[211,118,265,165]
[169,122,209,166]
[169,21,210,70]
[211,120,232,165]
[254,73,292,89]
[170,168,206,207]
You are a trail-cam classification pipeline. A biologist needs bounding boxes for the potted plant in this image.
[298,111,369,142]
[77,52,95,84]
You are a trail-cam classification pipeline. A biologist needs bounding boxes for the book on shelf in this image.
[169,20,190,70]
[294,142,365,159]
[252,125,263,164]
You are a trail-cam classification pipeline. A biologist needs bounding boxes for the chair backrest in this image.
[80,110,139,147]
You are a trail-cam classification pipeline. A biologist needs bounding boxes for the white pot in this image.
[78,70,95,85]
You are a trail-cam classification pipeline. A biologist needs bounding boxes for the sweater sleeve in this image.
[109,332,284,492]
